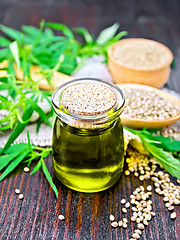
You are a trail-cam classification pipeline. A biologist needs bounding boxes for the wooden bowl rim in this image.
[108,38,173,72]
[117,83,180,128]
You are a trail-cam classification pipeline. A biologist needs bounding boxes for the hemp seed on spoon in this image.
[122,88,180,120]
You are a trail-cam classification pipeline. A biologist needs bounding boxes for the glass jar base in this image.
[53,161,123,193]
[54,172,122,193]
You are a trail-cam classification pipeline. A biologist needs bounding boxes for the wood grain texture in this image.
[0,0,180,239]
[0,154,179,240]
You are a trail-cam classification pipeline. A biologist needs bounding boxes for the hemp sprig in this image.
[0,21,127,77]
[125,128,180,179]
[0,21,127,198]
[0,20,127,142]
[0,131,58,197]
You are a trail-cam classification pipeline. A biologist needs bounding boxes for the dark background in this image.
[0,0,180,93]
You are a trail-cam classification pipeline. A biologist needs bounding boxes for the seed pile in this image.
[62,83,117,115]
[112,41,170,70]
[110,213,128,229]
[126,148,179,218]
[122,88,180,120]
[110,185,155,239]
[110,147,179,238]
[159,121,180,140]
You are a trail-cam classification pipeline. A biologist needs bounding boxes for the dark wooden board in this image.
[0,154,179,240]
[0,0,180,239]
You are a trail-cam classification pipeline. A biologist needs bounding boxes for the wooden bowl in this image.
[116,84,180,129]
[108,39,173,88]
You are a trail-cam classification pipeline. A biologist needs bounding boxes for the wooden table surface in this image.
[0,1,180,239]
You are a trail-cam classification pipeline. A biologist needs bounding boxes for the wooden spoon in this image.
[15,65,73,90]
[116,83,180,129]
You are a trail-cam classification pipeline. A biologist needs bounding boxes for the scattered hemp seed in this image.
[163,197,169,202]
[136,188,140,193]
[15,189,20,194]
[58,214,65,221]
[135,229,142,235]
[118,220,123,227]
[125,202,130,208]
[159,191,164,195]
[123,218,128,223]
[130,195,136,199]
[147,200,152,205]
[150,212,155,217]
[147,205,152,211]
[139,175,144,181]
[121,199,126,204]
[159,123,180,140]
[170,212,176,219]
[132,207,138,212]
[145,214,151,221]
[138,207,143,212]
[125,170,130,176]
[18,194,24,200]
[122,223,127,228]
[137,223,144,230]
[136,218,141,224]
[134,172,139,177]
[147,185,152,191]
[155,188,161,193]
[143,208,150,214]
[137,212,142,217]
[141,195,147,201]
[173,199,180,205]
[122,208,127,213]
[109,214,115,221]
[168,206,174,211]
[132,233,140,239]
[23,167,30,173]
[111,221,118,227]
[143,219,148,226]
[133,190,138,195]
[165,202,171,208]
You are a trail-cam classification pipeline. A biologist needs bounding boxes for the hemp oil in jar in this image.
[52,78,125,192]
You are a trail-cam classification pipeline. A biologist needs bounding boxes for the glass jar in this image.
[52,78,125,192]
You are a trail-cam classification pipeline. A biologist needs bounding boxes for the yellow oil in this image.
[52,117,124,192]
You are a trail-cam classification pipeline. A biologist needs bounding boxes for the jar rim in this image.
[52,78,125,126]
